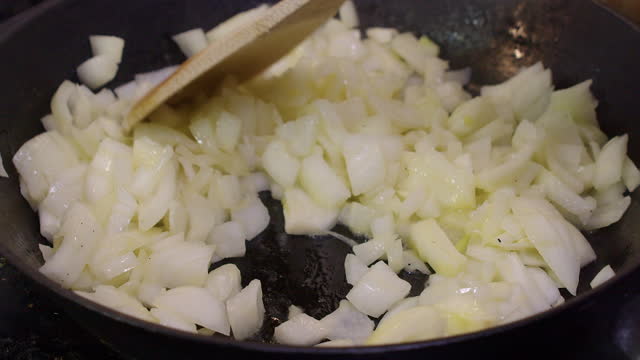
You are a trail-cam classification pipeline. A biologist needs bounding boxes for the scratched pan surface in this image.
[0,0,639,359]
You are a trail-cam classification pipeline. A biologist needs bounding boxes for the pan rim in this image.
[1,236,634,354]
[1,0,639,354]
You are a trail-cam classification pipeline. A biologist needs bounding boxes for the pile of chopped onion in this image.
[13,0,638,345]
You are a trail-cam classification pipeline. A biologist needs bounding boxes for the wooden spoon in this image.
[125,0,346,130]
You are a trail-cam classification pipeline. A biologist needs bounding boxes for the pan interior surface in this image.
[0,0,639,355]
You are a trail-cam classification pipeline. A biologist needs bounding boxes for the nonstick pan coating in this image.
[0,0,639,358]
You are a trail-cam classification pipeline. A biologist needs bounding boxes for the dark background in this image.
[0,0,43,20]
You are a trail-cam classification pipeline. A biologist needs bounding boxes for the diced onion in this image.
[346,262,411,317]
[0,153,8,178]
[206,264,242,302]
[77,285,155,322]
[208,221,246,259]
[593,135,628,190]
[288,305,304,319]
[366,306,445,345]
[89,35,125,63]
[282,188,338,235]
[172,28,208,58]
[77,55,119,89]
[366,27,398,44]
[622,157,640,191]
[150,307,197,333]
[590,265,615,288]
[153,286,230,335]
[339,1,359,29]
[262,140,300,188]
[409,219,467,277]
[344,254,368,285]
[274,313,328,346]
[319,300,374,344]
[40,203,102,287]
[231,196,270,240]
[226,279,265,340]
[146,241,214,288]
[352,240,385,266]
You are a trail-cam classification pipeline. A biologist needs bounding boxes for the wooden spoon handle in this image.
[126,0,345,129]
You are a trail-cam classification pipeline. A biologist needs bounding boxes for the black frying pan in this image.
[0,0,639,359]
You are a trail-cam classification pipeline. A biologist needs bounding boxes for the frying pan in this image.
[0,0,639,358]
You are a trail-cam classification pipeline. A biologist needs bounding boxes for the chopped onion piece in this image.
[539,170,596,224]
[346,261,411,317]
[366,306,445,345]
[153,286,230,335]
[226,279,265,340]
[512,197,581,295]
[240,172,271,193]
[288,305,304,319]
[379,296,419,326]
[352,240,385,266]
[320,300,373,344]
[527,267,561,307]
[0,154,7,178]
[593,135,628,190]
[146,241,214,288]
[77,55,119,89]
[590,265,615,288]
[13,131,79,203]
[344,254,368,285]
[138,161,177,231]
[339,1,359,28]
[40,203,102,287]
[38,165,86,239]
[185,191,224,242]
[343,135,386,195]
[276,115,318,157]
[402,250,430,274]
[150,307,197,333]
[585,196,631,230]
[77,285,155,322]
[172,28,208,57]
[206,264,242,302]
[137,282,165,307]
[89,35,125,63]
[208,221,246,259]
[444,68,472,85]
[282,188,338,235]
[622,157,640,191]
[409,219,467,277]
[262,140,300,188]
[366,27,397,44]
[300,152,350,208]
[339,202,377,235]
[274,313,328,346]
[231,196,270,240]
[38,244,54,262]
